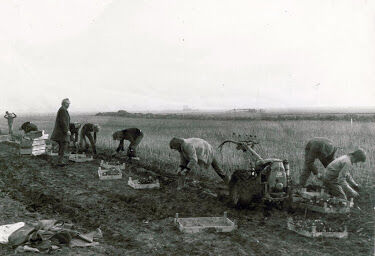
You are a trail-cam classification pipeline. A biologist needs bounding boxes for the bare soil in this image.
[0,142,373,255]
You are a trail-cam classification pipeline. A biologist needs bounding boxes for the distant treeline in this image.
[95,110,375,122]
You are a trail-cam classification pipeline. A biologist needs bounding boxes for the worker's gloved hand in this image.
[67,131,71,136]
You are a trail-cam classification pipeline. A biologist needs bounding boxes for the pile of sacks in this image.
[20,131,49,156]
[0,219,102,253]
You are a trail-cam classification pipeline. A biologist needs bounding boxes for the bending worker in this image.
[19,122,38,134]
[69,122,81,148]
[112,128,144,160]
[79,123,100,155]
[300,137,337,187]
[4,111,17,135]
[322,149,366,200]
[169,137,228,190]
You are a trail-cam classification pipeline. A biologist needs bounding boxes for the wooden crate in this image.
[287,218,348,238]
[69,153,93,163]
[127,177,160,189]
[0,135,10,142]
[98,167,122,180]
[292,196,353,214]
[100,160,125,170]
[174,212,236,234]
[20,148,46,156]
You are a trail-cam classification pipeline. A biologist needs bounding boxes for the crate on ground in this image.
[292,195,353,214]
[174,212,236,234]
[287,217,348,238]
[128,177,160,189]
[0,135,10,142]
[69,153,93,162]
[20,135,47,156]
[100,160,125,170]
[98,167,122,180]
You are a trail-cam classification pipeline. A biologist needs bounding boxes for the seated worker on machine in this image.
[112,128,144,160]
[19,122,38,134]
[322,148,366,201]
[79,123,100,155]
[69,122,81,149]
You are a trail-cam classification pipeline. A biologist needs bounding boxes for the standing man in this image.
[112,128,144,160]
[169,137,229,190]
[79,123,100,155]
[51,98,71,166]
[4,111,17,135]
[322,149,366,200]
[299,137,337,187]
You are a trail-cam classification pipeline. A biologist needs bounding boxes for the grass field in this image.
[2,114,374,186]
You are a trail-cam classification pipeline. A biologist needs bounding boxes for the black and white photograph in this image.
[0,0,374,255]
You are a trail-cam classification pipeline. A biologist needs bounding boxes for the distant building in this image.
[183,105,193,112]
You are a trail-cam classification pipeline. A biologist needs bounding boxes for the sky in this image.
[0,0,374,113]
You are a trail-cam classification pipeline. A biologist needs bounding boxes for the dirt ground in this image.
[0,142,373,255]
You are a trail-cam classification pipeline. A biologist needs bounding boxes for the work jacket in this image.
[179,138,214,170]
[51,107,70,142]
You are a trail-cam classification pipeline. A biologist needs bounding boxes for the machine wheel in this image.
[229,169,263,208]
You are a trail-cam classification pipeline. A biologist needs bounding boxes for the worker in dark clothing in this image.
[50,98,71,166]
[299,137,337,187]
[79,123,100,155]
[19,122,38,134]
[69,122,81,148]
[112,128,144,159]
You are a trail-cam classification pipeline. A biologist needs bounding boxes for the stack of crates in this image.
[20,130,49,156]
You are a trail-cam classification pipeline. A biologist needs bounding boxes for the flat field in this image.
[0,114,374,255]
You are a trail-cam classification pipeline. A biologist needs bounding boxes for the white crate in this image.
[0,135,10,142]
[174,212,236,234]
[20,148,46,156]
[98,167,122,180]
[287,217,348,238]
[128,177,160,189]
[69,153,93,163]
[100,160,125,170]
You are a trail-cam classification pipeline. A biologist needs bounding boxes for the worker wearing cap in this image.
[19,122,38,134]
[322,149,366,200]
[79,123,100,155]
[299,137,337,187]
[4,111,17,135]
[51,98,71,166]
[169,137,228,190]
[112,128,143,159]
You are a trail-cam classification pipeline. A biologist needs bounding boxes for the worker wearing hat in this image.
[51,98,71,166]
[322,148,366,200]
[79,123,100,155]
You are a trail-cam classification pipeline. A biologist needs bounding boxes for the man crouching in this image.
[169,137,229,190]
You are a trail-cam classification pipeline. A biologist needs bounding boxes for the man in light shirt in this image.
[169,137,228,190]
[322,149,366,200]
